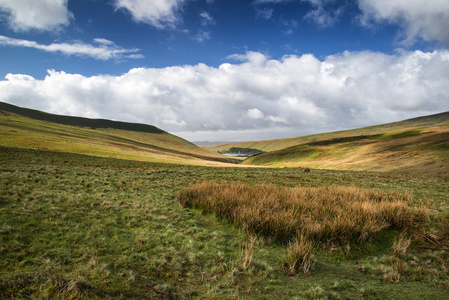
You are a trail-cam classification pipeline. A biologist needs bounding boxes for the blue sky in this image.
[1,0,449,142]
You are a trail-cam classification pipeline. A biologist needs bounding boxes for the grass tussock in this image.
[284,234,315,274]
[240,236,256,271]
[392,232,412,258]
[178,182,429,247]
[439,212,449,245]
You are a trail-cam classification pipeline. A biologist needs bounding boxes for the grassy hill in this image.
[204,112,449,175]
[0,102,236,166]
[205,111,449,153]
[243,127,449,175]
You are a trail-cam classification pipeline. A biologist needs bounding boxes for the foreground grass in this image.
[1,146,449,299]
[178,182,436,276]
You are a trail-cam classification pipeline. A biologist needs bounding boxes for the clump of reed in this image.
[178,182,428,245]
[284,234,315,274]
[178,182,430,274]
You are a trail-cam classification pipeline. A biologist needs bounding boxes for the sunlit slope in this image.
[204,111,449,153]
[243,127,449,175]
[0,102,236,166]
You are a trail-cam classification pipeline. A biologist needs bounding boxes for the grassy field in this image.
[1,146,449,299]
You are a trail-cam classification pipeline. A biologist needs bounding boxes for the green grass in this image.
[1,146,449,299]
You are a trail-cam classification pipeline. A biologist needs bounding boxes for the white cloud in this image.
[93,38,115,46]
[193,30,211,42]
[199,11,215,26]
[358,0,449,45]
[254,0,343,28]
[1,50,448,142]
[0,35,143,60]
[114,0,186,29]
[248,108,265,119]
[303,0,342,27]
[256,7,274,20]
[254,0,449,45]
[0,0,73,32]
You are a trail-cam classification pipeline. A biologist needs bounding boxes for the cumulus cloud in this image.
[1,50,448,141]
[0,0,73,32]
[114,0,186,29]
[0,35,143,60]
[358,0,449,45]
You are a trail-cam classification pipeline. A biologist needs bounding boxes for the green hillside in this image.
[0,102,236,166]
[205,111,449,153]
[243,127,449,175]
[201,111,449,175]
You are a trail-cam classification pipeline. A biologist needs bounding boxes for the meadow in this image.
[1,146,449,299]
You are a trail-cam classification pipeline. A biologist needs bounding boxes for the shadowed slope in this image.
[0,101,164,133]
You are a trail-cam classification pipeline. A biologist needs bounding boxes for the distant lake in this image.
[222,153,249,157]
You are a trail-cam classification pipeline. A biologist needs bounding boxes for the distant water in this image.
[222,153,249,157]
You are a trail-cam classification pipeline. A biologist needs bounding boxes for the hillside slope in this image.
[0,102,236,166]
[205,112,449,153]
[243,127,449,175]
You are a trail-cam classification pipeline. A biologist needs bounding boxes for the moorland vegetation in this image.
[1,103,449,299]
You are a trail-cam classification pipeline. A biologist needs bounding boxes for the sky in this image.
[0,0,448,143]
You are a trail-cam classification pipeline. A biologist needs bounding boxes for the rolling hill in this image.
[0,102,237,166]
[205,112,449,175]
[205,111,449,153]
[244,116,449,175]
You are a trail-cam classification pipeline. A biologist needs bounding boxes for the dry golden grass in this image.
[439,213,449,245]
[240,236,256,271]
[178,182,429,246]
[284,234,315,274]
[392,232,412,257]
[178,182,432,275]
